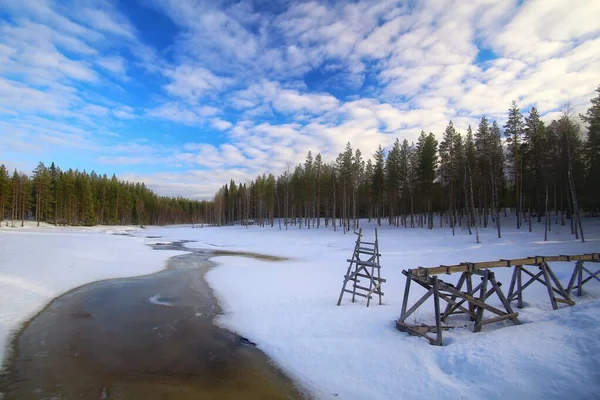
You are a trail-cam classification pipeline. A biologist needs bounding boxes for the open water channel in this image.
[0,240,307,399]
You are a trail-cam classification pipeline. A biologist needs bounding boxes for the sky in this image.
[1,0,599,199]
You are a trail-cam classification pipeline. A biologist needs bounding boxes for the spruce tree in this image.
[504,101,525,228]
[372,145,386,226]
[0,165,9,224]
[385,139,401,226]
[580,86,600,211]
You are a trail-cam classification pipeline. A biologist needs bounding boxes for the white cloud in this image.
[211,118,233,130]
[146,103,219,125]
[230,80,339,115]
[97,56,127,75]
[112,105,136,119]
[164,64,231,101]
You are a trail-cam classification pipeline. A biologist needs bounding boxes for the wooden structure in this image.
[566,256,600,296]
[337,228,386,307]
[396,253,599,345]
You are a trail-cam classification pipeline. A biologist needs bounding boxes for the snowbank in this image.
[142,218,600,399]
[0,227,184,364]
[0,220,141,235]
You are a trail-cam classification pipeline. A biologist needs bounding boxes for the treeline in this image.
[0,163,211,226]
[211,86,600,240]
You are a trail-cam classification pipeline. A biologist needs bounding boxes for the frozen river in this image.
[0,241,306,399]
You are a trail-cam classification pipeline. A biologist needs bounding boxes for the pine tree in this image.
[352,148,364,230]
[0,165,9,224]
[314,153,323,228]
[372,145,386,226]
[385,139,401,226]
[398,139,411,226]
[439,121,457,234]
[490,121,504,237]
[580,85,600,211]
[32,162,50,226]
[464,126,478,234]
[304,151,314,227]
[11,170,20,227]
[504,101,525,228]
[523,107,547,220]
[416,132,438,229]
[81,172,95,226]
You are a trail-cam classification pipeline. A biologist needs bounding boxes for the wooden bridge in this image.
[396,253,600,345]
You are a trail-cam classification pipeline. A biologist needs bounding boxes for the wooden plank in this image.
[347,259,380,267]
[396,321,441,346]
[356,273,386,282]
[479,312,519,326]
[414,253,600,276]
[555,298,572,304]
[357,249,379,255]
[343,289,371,299]
[353,284,383,294]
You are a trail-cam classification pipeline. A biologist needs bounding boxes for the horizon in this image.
[1,0,599,200]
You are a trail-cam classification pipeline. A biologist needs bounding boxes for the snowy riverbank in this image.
[142,217,600,400]
[0,223,184,364]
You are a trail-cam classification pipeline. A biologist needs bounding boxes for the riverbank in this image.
[0,225,184,365]
[1,243,306,399]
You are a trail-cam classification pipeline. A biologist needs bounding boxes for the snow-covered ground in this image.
[0,222,183,364]
[141,218,600,400]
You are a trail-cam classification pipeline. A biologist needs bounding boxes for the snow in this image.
[141,218,600,400]
[0,223,184,364]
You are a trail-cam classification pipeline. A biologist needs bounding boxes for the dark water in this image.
[0,242,307,399]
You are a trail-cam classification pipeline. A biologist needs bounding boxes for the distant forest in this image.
[1,86,599,233]
[0,164,211,226]
[211,86,600,239]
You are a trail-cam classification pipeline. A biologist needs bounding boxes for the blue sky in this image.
[1,0,599,198]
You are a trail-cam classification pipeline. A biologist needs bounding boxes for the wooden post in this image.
[433,277,443,345]
[376,229,381,305]
[539,262,558,310]
[577,261,583,297]
[401,272,411,316]
[351,229,362,303]
[516,266,523,309]
[474,270,489,333]
[465,271,475,320]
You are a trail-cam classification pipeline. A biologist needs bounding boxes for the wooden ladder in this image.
[337,228,386,307]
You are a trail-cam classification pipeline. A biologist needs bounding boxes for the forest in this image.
[211,86,600,240]
[1,86,599,233]
[0,163,211,226]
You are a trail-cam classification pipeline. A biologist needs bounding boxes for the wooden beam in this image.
[412,253,600,276]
